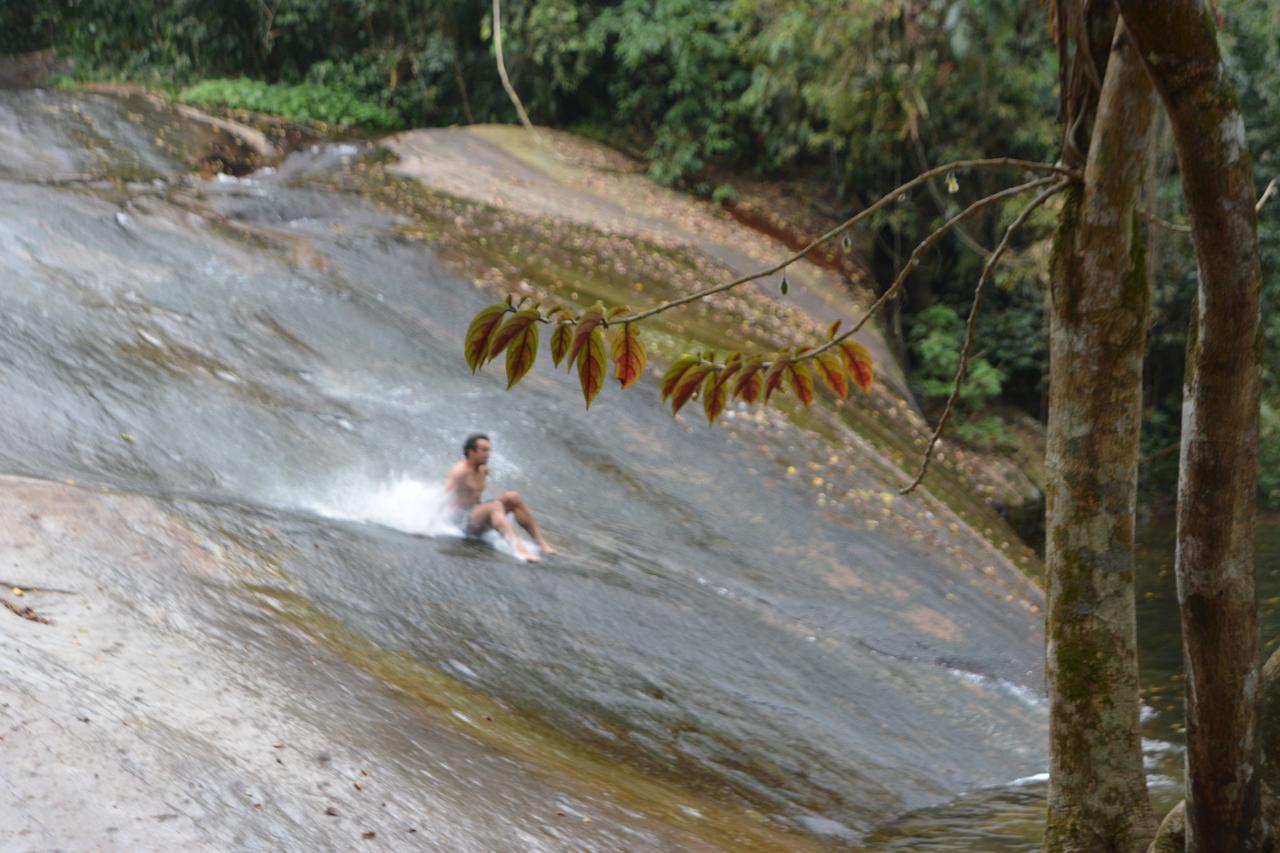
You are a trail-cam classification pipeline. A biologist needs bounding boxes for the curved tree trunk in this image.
[1044,19,1159,852]
[1116,3,1266,850]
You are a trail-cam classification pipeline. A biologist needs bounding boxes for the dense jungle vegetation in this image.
[4,0,1276,508]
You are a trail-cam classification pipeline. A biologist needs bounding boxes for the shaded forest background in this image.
[3,0,1276,510]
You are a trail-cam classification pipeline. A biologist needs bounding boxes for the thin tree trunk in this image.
[1044,20,1159,852]
[1116,3,1266,850]
[491,0,534,132]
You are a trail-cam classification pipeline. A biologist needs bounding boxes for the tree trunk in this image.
[1116,3,1266,850]
[1044,20,1159,852]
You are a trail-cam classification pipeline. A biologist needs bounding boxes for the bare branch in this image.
[900,178,1069,496]
[612,158,1077,326]
[1139,176,1275,235]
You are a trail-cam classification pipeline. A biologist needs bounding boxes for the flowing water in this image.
[1,85,1182,850]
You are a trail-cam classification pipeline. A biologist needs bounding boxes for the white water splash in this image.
[304,475,537,560]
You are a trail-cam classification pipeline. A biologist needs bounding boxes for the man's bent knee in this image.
[499,491,524,510]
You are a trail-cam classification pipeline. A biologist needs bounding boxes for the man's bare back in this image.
[443,434,555,560]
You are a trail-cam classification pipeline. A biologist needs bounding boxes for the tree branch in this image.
[492,0,535,133]
[1140,176,1276,235]
[900,178,1069,495]
[612,158,1077,326]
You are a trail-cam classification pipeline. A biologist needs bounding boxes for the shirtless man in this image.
[444,434,555,561]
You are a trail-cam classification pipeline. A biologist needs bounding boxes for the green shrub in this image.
[178,77,401,131]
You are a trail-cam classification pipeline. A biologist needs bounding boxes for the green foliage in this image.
[178,77,401,130]
[908,304,1003,404]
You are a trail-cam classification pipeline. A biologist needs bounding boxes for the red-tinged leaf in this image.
[702,371,729,424]
[505,323,539,388]
[670,363,713,416]
[839,340,875,392]
[661,355,699,400]
[787,361,815,407]
[568,307,605,367]
[550,323,573,368]
[488,309,540,362]
[732,360,765,404]
[610,324,646,389]
[763,358,790,404]
[464,304,508,372]
[576,326,607,408]
[815,351,849,399]
[827,320,842,340]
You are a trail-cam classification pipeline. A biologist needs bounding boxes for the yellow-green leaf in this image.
[569,307,605,367]
[670,363,713,416]
[839,340,874,392]
[815,351,849,399]
[505,323,539,388]
[660,355,699,400]
[787,361,815,406]
[550,322,573,368]
[703,371,729,424]
[826,320,842,340]
[488,309,540,362]
[576,326,607,408]
[606,304,630,320]
[464,303,508,372]
[763,358,790,404]
[610,324,646,389]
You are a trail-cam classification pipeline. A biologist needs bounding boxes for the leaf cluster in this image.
[464,296,873,421]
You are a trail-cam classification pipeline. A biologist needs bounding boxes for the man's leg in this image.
[499,491,555,555]
[473,500,538,562]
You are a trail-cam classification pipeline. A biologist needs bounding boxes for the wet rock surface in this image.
[0,86,1047,848]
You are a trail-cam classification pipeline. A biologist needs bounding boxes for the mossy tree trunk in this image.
[1117,3,1266,850]
[1043,17,1160,852]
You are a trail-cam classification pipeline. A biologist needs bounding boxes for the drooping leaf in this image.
[569,305,606,366]
[763,357,790,404]
[576,326,607,408]
[827,320,842,340]
[702,370,729,424]
[732,360,765,404]
[606,304,630,320]
[464,303,508,372]
[610,324,646,388]
[505,323,539,389]
[787,361,815,406]
[487,308,540,362]
[550,322,573,367]
[816,351,850,399]
[839,340,875,392]
[779,274,790,295]
[661,355,699,400]
[841,232,851,252]
[670,363,713,416]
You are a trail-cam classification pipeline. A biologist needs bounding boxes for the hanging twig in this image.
[900,178,1070,495]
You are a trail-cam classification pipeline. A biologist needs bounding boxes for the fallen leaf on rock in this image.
[272,740,285,749]
[362,831,376,840]
[325,806,339,817]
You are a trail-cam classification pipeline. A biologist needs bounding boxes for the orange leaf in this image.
[702,371,729,424]
[488,309,540,362]
[550,323,573,368]
[787,361,815,407]
[576,326,607,408]
[660,355,699,400]
[569,306,605,366]
[505,323,539,388]
[732,360,765,404]
[839,340,874,392]
[815,351,849,399]
[464,303,508,372]
[610,324,646,388]
[670,363,713,416]
[763,358,790,404]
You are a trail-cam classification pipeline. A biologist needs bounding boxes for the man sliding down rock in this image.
[443,433,555,561]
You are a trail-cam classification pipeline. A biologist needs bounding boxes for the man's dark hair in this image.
[463,433,489,457]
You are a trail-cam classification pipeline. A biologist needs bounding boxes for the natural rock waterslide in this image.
[0,86,1046,849]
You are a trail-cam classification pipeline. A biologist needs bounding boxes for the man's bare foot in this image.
[537,540,557,556]
[515,542,541,562]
